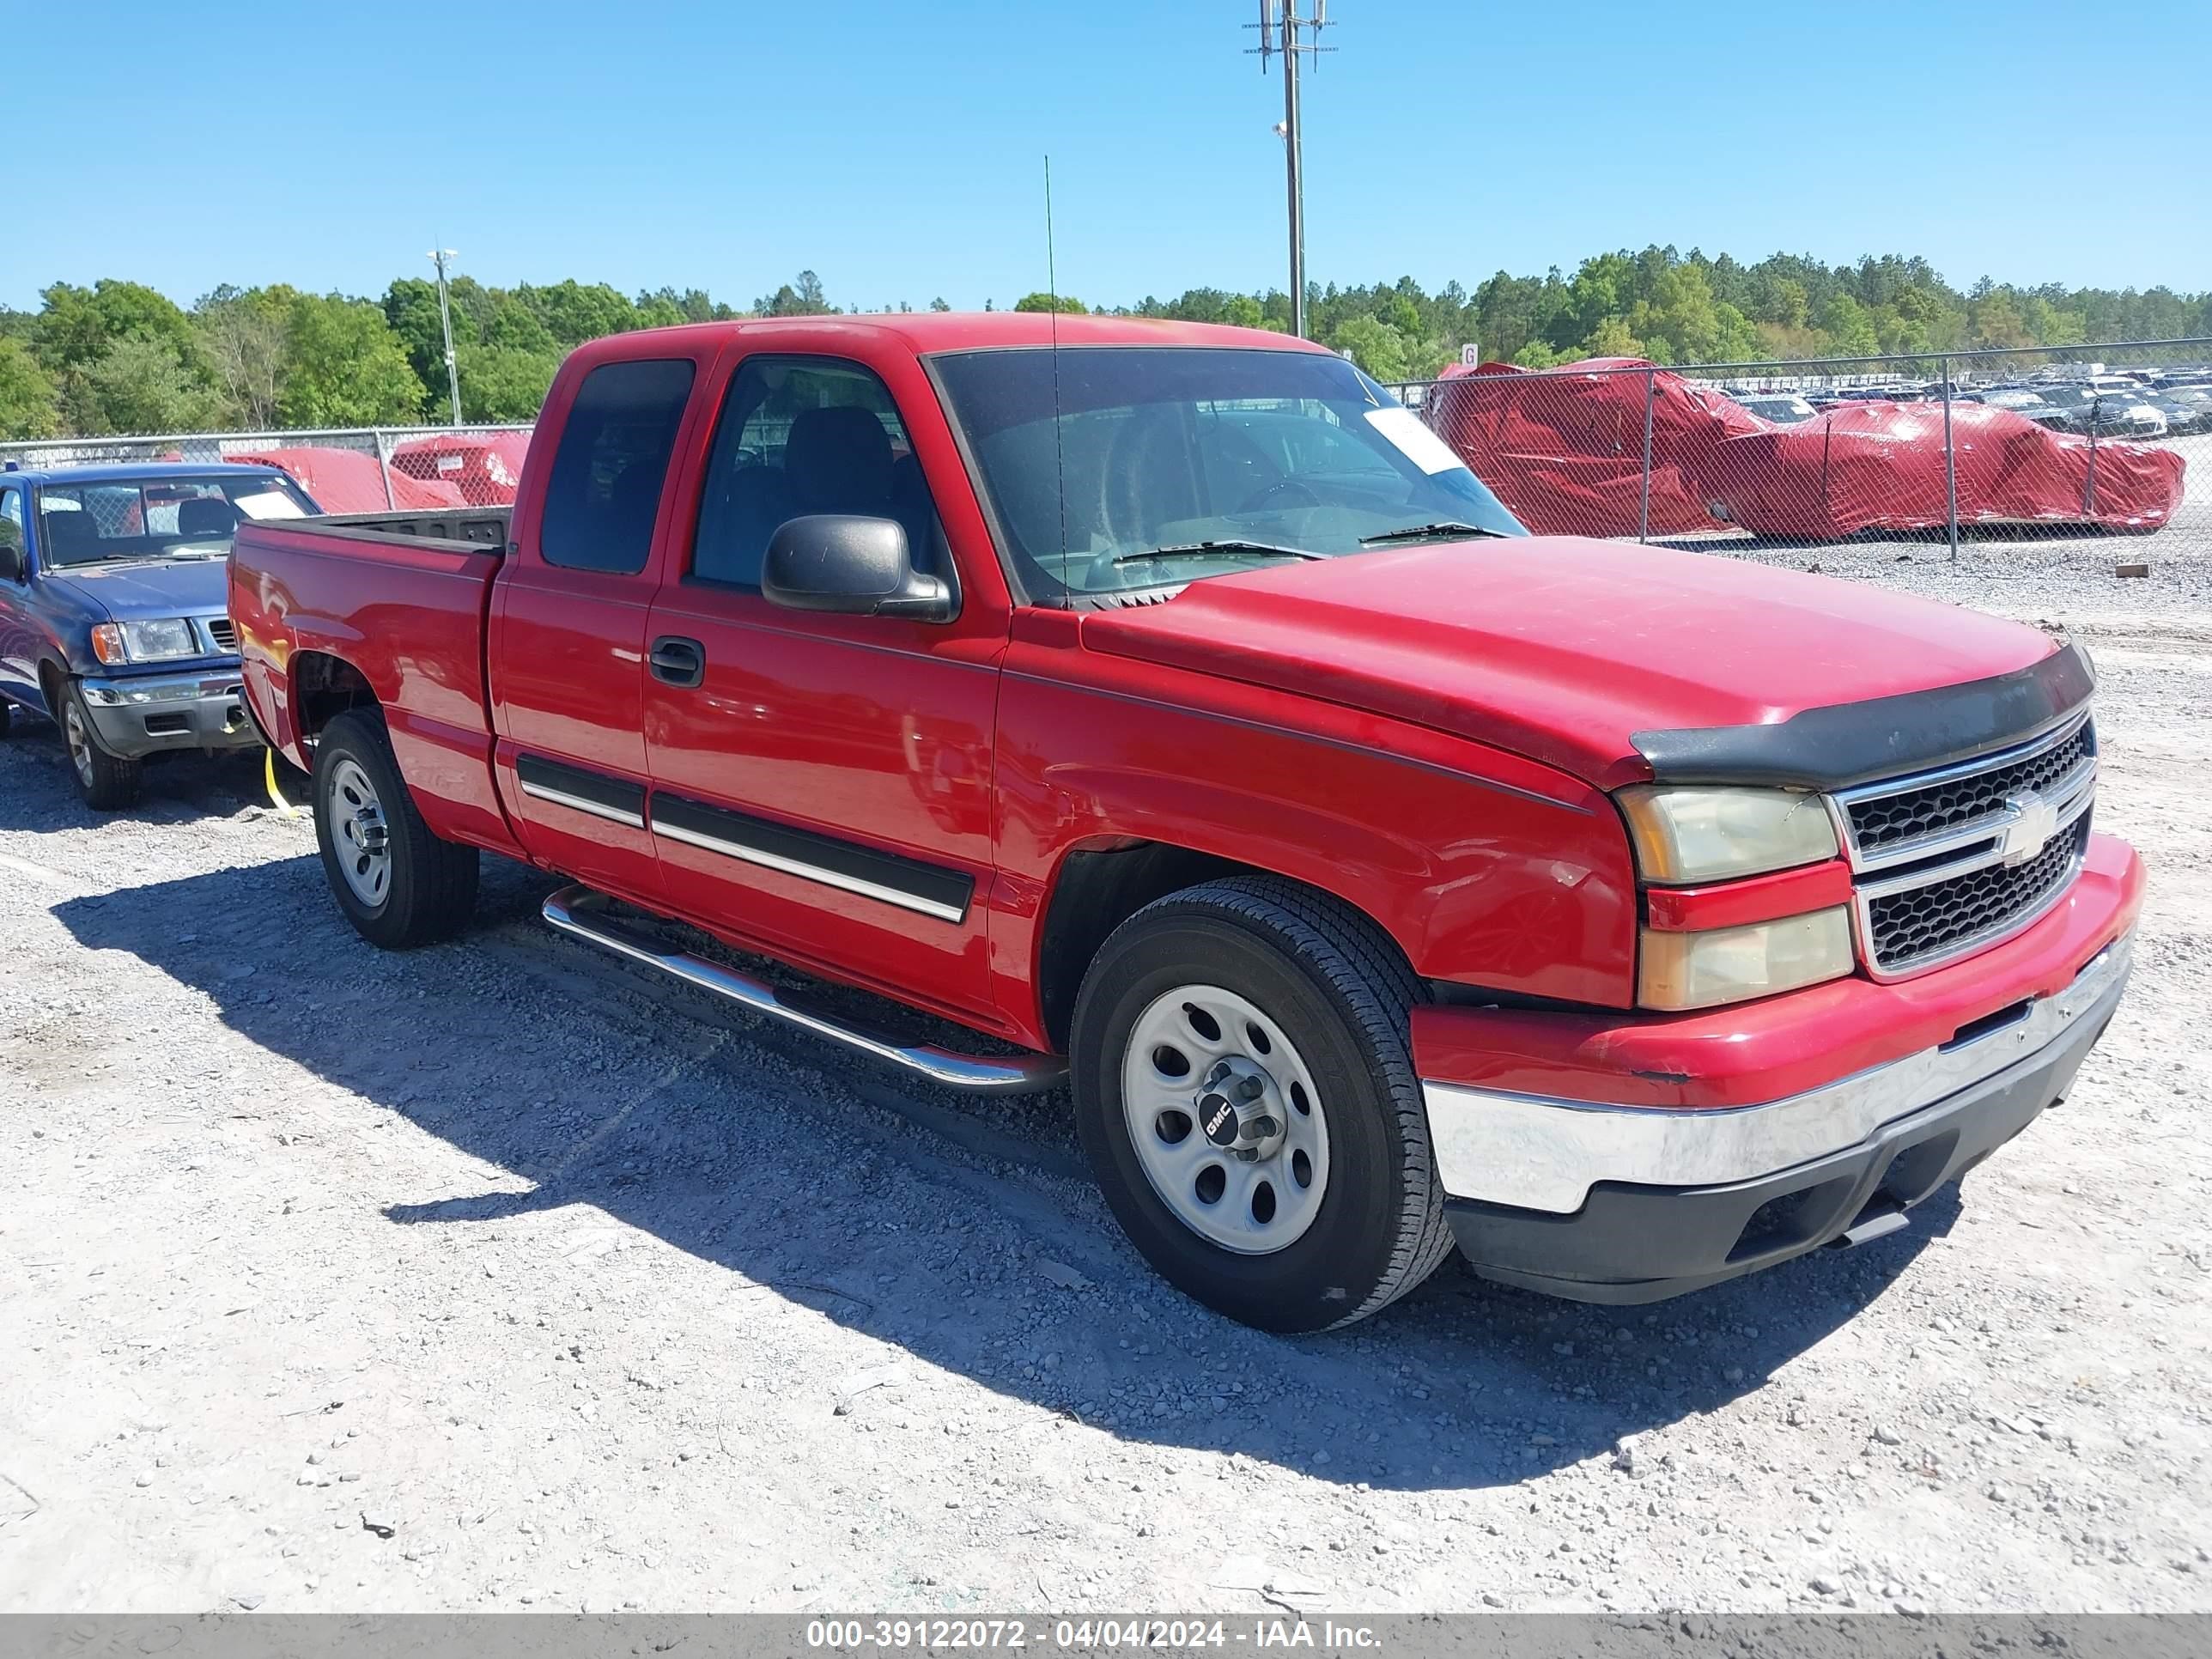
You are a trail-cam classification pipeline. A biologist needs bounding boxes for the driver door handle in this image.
[648,635,704,688]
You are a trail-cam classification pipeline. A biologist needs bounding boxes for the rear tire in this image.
[60,684,143,811]
[313,708,478,949]
[1070,876,1454,1333]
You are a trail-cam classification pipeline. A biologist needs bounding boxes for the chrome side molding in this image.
[540,884,1067,1097]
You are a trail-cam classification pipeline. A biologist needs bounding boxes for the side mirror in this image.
[762,514,952,623]
[0,542,22,582]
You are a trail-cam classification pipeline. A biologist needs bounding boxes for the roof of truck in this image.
[0,460,286,488]
[605,312,1339,356]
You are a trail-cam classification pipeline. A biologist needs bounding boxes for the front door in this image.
[640,351,1003,1022]
[0,486,36,712]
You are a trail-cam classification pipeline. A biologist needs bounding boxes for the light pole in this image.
[427,247,463,426]
[1249,2,1333,339]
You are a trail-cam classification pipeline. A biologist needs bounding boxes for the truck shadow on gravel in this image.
[53,847,1961,1494]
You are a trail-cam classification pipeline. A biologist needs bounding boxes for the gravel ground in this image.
[1,534,2207,1619]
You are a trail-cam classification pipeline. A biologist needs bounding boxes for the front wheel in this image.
[313,709,479,949]
[61,684,143,811]
[1071,877,1455,1333]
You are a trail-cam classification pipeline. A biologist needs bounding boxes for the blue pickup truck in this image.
[0,462,323,807]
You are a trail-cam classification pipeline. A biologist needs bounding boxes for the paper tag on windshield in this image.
[234,490,306,521]
[1364,406,1464,474]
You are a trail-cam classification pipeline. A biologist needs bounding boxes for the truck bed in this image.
[231,511,520,855]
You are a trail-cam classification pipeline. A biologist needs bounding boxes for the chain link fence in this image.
[1394,337,2209,560]
[0,423,535,512]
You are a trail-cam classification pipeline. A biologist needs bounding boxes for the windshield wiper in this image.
[1358,521,1510,545]
[1110,540,1323,567]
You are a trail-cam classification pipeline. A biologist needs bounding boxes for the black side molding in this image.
[515,754,647,827]
[1632,641,2094,791]
[650,792,975,923]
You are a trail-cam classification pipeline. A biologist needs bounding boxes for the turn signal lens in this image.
[1638,907,1854,1011]
[89,623,129,665]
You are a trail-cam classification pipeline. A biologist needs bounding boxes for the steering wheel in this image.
[1237,478,1323,514]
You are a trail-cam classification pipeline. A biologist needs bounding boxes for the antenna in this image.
[1045,155,1068,576]
[1243,2,1334,338]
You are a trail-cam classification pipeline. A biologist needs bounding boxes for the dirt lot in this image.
[2,538,2207,1618]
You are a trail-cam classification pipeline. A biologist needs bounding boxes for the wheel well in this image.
[1034,842,1412,1052]
[292,651,378,741]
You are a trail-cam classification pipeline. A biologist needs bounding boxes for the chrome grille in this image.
[203,617,237,653]
[1833,713,2095,979]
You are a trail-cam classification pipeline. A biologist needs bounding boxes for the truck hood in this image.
[1079,538,2063,790]
[44,557,229,623]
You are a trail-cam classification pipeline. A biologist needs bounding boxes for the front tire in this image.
[313,708,479,949]
[1071,877,1454,1333]
[61,684,143,811]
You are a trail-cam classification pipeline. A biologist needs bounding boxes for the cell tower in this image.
[1247,2,1334,339]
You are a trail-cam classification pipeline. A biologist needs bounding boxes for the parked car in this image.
[228,447,471,515]
[0,464,321,806]
[1980,387,2073,431]
[1736,393,1819,424]
[2146,393,2210,435]
[233,314,2142,1332]
[388,430,532,507]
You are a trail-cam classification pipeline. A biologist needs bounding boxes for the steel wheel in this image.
[64,699,96,787]
[1120,982,1331,1255]
[326,756,392,908]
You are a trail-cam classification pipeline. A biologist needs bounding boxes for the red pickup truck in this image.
[231,314,2142,1333]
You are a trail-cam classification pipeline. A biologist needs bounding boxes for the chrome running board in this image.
[541,884,1067,1097]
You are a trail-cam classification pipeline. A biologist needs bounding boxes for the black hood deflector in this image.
[1632,641,2094,791]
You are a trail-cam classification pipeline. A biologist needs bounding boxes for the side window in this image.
[540,358,696,574]
[0,488,21,565]
[690,356,948,590]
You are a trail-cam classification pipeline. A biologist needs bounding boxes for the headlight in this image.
[1638,908,1854,1011]
[88,618,202,665]
[1616,785,1838,883]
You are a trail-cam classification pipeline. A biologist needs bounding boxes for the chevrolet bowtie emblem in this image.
[2001,793,2060,864]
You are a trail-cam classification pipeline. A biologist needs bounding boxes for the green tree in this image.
[277,295,427,427]
[74,337,223,434]
[1012,292,1086,313]
[454,343,561,422]
[0,337,60,438]
[34,279,198,372]
[928,296,951,312]
[516,280,637,346]
[197,285,293,428]
[755,270,835,316]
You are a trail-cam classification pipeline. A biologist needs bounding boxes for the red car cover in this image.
[228,447,469,515]
[389,430,532,507]
[1708,402,2186,538]
[1426,357,1767,537]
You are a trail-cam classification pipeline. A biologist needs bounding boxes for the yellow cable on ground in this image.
[264,747,300,818]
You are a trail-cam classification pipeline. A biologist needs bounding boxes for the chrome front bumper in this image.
[1422,933,2133,1216]
[77,667,258,757]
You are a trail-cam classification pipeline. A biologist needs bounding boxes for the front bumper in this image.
[1420,911,2134,1303]
[77,667,258,758]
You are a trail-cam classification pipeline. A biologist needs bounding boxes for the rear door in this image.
[638,346,1007,1021]
[489,353,705,905]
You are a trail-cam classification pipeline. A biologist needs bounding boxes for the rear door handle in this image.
[648,635,704,688]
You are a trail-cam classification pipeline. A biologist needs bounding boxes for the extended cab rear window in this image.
[540,359,696,574]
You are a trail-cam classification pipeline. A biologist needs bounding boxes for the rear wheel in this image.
[61,684,142,811]
[313,709,478,948]
[1071,877,1454,1333]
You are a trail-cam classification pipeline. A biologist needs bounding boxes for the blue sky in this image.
[6,0,2203,313]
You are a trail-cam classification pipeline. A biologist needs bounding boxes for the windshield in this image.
[35,475,314,568]
[930,346,1525,600]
